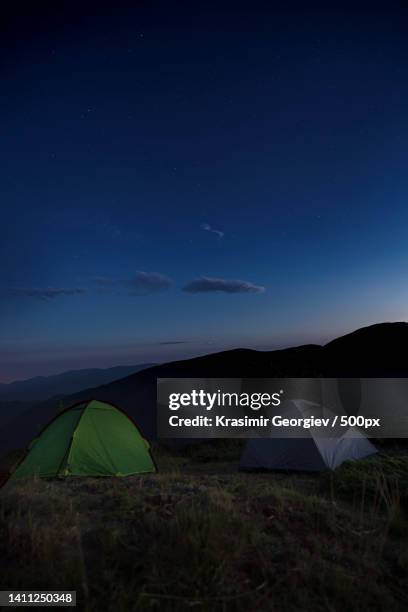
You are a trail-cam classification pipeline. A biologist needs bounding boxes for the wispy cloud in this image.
[201,222,224,239]
[11,287,86,300]
[158,341,189,345]
[126,272,173,295]
[94,272,173,295]
[183,277,265,294]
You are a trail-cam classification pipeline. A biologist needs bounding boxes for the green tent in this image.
[10,399,157,480]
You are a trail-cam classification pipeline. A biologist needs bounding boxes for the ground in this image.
[1,441,408,611]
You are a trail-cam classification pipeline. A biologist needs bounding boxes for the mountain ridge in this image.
[1,322,407,452]
[0,364,156,402]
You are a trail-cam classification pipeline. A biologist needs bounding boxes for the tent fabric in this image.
[313,429,377,470]
[10,400,156,480]
[240,398,377,472]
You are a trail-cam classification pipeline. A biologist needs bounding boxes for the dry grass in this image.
[0,446,407,611]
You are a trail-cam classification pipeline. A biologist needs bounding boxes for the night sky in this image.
[2,2,408,382]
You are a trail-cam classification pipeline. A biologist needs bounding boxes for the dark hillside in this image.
[1,323,408,452]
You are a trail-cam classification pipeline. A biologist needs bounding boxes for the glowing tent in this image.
[10,399,156,480]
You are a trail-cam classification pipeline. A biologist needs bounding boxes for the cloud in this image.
[183,277,265,294]
[126,272,173,295]
[11,287,86,300]
[158,341,189,345]
[201,222,224,239]
[94,272,173,295]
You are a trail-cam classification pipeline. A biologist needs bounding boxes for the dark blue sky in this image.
[2,2,408,381]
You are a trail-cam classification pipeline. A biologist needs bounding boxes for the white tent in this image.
[240,398,377,471]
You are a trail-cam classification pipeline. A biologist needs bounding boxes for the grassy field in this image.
[1,442,408,611]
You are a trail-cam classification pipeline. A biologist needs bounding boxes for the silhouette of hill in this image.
[0,364,156,402]
[324,322,408,376]
[1,322,407,452]
[0,401,38,429]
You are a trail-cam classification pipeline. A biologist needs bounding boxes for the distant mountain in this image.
[0,364,156,402]
[1,322,407,452]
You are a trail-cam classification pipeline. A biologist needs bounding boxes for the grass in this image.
[1,445,408,611]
